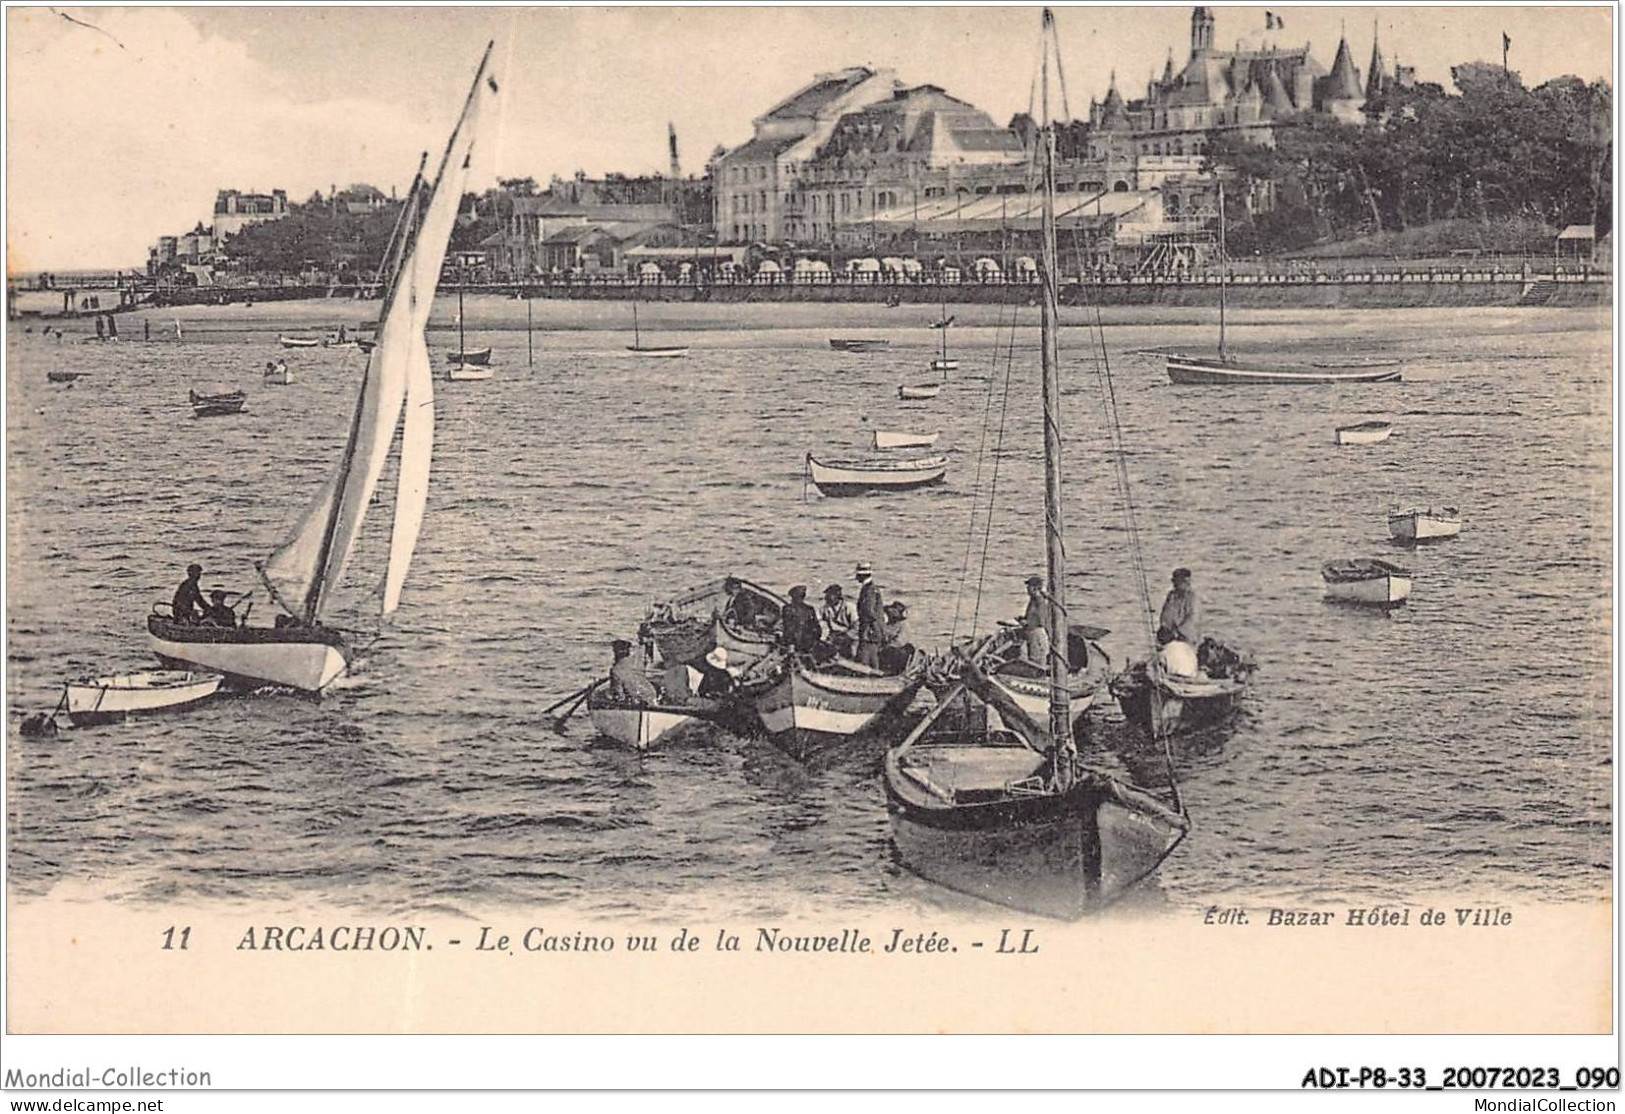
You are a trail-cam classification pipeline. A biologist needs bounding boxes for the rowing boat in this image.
[64,670,222,726]
[806,453,948,496]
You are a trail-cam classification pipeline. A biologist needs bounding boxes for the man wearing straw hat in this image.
[854,562,885,669]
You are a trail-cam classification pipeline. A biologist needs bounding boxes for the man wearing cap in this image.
[1021,574,1051,664]
[1157,568,1199,646]
[172,563,207,625]
[879,601,914,674]
[607,639,659,706]
[821,584,856,658]
[780,585,821,654]
[854,562,885,669]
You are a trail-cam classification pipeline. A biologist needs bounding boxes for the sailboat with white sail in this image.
[883,11,1188,918]
[147,46,500,693]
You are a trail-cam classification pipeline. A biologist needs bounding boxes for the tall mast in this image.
[1217,176,1228,361]
[1037,8,1075,782]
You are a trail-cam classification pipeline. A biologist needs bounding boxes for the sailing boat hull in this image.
[147,617,347,693]
[627,345,689,358]
[885,752,1186,919]
[448,347,491,365]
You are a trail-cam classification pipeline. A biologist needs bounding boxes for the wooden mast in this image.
[1217,176,1228,362]
[1037,7,1075,786]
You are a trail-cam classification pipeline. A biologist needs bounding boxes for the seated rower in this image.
[201,590,238,628]
[606,639,659,706]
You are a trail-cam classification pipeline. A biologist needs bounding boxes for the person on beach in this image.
[171,564,207,625]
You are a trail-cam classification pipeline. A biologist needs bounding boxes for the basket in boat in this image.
[643,616,713,663]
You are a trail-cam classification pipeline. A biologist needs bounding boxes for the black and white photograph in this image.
[2,1,1616,1097]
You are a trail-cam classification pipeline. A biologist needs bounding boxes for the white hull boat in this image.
[898,383,942,400]
[930,358,959,373]
[628,345,689,358]
[1167,353,1403,384]
[748,655,926,761]
[873,430,940,450]
[148,619,349,691]
[64,670,223,726]
[587,695,717,750]
[1322,558,1412,608]
[1335,420,1393,445]
[806,452,948,496]
[446,363,494,381]
[1388,507,1462,543]
[263,367,293,385]
[280,336,321,349]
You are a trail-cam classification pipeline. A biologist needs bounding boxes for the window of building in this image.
[759,190,767,210]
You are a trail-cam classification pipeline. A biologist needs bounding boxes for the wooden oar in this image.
[542,680,597,717]
[547,680,602,731]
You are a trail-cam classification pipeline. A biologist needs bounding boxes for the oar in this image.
[548,680,602,732]
[542,680,597,717]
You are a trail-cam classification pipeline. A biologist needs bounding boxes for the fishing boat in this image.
[280,335,321,349]
[898,383,942,401]
[872,430,940,450]
[1335,420,1393,445]
[148,46,498,693]
[1322,557,1412,607]
[829,338,890,352]
[46,370,87,383]
[1388,506,1462,543]
[744,651,927,762]
[884,11,1189,920]
[63,670,223,726]
[1165,180,1403,385]
[641,577,785,670]
[981,624,1112,730]
[806,453,948,496]
[189,388,247,417]
[628,301,688,357]
[1109,637,1253,737]
[586,689,721,750]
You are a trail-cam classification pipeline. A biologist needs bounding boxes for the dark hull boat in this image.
[447,346,491,365]
[1166,354,1403,385]
[1109,662,1243,736]
[189,389,247,417]
[829,338,890,352]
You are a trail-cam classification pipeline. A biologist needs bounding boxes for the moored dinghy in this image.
[806,453,948,496]
[872,430,940,450]
[64,670,223,726]
[829,338,890,352]
[280,335,321,349]
[189,388,247,417]
[1335,420,1393,445]
[898,383,942,400]
[447,346,491,365]
[446,363,494,381]
[1388,506,1462,543]
[1322,557,1412,607]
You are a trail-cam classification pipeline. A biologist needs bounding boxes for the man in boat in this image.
[779,585,821,654]
[606,639,659,707]
[820,584,856,658]
[201,590,238,628]
[695,647,735,699]
[854,562,885,669]
[1021,574,1051,664]
[171,564,207,625]
[716,577,774,633]
[878,601,915,675]
[1157,568,1199,646]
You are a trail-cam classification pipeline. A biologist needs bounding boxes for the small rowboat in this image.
[448,346,491,365]
[1167,354,1403,384]
[807,452,948,496]
[873,430,940,450]
[1388,506,1461,543]
[829,338,890,352]
[64,670,222,726]
[280,336,321,349]
[1322,557,1411,608]
[1335,420,1393,445]
[323,339,360,350]
[263,365,292,385]
[899,383,942,400]
[46,370,87,383]
[627,344,690,358]
[189,388,247,417]
[446,364,494,381]
[930,358,959,373]
[587,690,721,750]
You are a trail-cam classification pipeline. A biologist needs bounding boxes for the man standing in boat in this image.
[1157,567,1199,645]
[171,563,206,625]
[821,584,856,658]
[779,585,821,654]
[1021,574,1050,664]
[854,562,885,669]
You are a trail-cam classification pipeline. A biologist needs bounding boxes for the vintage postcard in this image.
[3,1,1615,1092]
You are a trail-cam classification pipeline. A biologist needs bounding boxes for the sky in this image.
[5,4,1614,272]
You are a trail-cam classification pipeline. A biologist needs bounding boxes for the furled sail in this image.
[259,43,496,624]
[383,49,496,616]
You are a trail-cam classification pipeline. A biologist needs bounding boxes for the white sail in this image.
[382,51,494,616]
[259,44,496,624]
